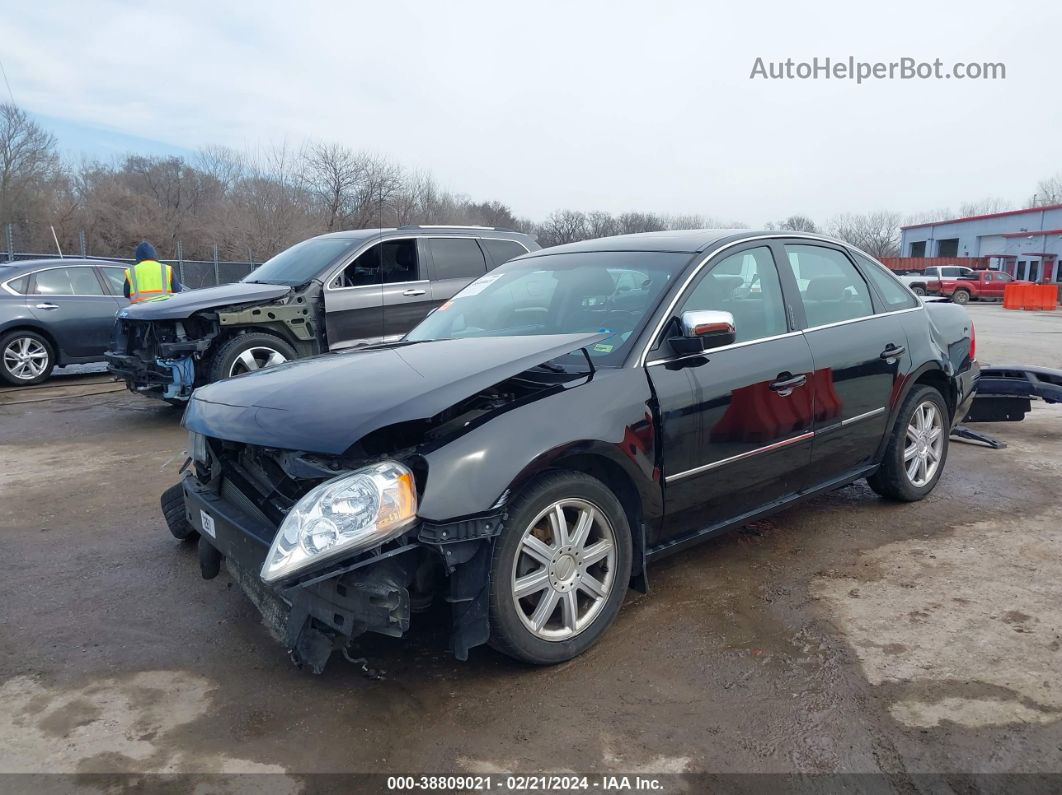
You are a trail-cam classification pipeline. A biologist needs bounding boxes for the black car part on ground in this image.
[964,364,1062,422]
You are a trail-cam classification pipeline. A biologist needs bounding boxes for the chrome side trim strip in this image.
[841,407,886,426]
[801,306,922,334]
[664,431,815,483]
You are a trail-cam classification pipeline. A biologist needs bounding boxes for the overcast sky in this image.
[1,0,1059,224]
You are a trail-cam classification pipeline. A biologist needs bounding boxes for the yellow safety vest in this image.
[125,260,174,303]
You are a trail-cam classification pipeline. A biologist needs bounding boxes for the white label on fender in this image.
[200,510,216,538]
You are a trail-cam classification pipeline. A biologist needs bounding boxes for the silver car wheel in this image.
[904,401,944,487]
[3,336,50,380]
[511,498,617,641]
[228,346,288,377]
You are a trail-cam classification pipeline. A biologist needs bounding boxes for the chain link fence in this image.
[2,223,258,287]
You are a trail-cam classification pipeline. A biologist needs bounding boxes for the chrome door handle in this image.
[34,303,60,310]
[769,373,807,397]
[401,289,426,297]
[879,344,906,360]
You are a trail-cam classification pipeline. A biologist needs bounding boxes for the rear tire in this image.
[161,482,197,541]
[488,471,632,664]
[208,332,296,383]
[952,289,970,305]
[868,385,950,502]
[0,330,55,386]
[911,286,926,297]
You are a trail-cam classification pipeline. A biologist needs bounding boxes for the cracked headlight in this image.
[260,461,417,584]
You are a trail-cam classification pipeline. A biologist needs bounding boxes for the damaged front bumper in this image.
[179,475,499,673]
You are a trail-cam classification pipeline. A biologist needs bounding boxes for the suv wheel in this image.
[868,385,949,501]
[209,332,297,382]
[488,471,632,664]
[0,330,55,386]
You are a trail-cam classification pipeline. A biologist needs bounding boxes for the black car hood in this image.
[117,282,292,320]
[182,333,606,455]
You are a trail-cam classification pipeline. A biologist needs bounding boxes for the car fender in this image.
[416,367,661,526]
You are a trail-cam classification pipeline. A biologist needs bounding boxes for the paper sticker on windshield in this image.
[460,273,502,297]
[593,343,614,353]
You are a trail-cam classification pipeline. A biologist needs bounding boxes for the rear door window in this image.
[783,245,874,327]
[31,267,105,296]
[428,238,487,280]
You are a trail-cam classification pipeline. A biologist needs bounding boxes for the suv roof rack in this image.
[396,224,518,233]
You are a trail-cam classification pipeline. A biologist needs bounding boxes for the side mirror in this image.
[670,310,736,355]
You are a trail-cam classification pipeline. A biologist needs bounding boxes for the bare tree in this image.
[537,210,590,247]
[0,103,63,249]
[766,214,818,233]
[957,197,1011,216]
[586,211,619,238]
[1029,173,1062,207]
[825,211,902,258]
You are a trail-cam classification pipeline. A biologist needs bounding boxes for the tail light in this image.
[969,320,976,362]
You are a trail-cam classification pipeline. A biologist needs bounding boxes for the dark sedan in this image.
[0,258,130,385]
[163,230,978,671]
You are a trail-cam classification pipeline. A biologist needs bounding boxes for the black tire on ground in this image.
[912,286,926,296]
[0,329,56,386]
[207,332,297,383]
[867,385,950,502]
[487,471,632,665]
[161,482,197,541]
[952,289,971,305]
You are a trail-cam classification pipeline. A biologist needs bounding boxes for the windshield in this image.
[406,251,690,365]
[243,237,359,286]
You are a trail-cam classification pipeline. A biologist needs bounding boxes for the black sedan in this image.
[166,230,978,671]
[0,258,130,385]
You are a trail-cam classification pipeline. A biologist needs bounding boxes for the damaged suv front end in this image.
[107,282,320,402]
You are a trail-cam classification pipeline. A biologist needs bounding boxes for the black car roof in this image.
[521,229,787,256]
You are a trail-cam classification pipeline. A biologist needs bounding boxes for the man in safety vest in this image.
[123,241,181,303]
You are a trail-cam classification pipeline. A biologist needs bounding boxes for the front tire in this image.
[0,330,55,386]
[208,332,296,383]
[488,471,632,664]
[868,385,950,502]
[161,482,197,541]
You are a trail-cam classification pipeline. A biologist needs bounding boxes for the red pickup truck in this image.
[926,270,1029,304]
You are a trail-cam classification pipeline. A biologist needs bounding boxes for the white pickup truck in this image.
[897,265,974,296]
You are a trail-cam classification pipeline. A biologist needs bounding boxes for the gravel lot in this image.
[1,304,1059,785]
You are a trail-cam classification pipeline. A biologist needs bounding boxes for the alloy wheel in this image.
[228,346,288,377]
[904,401,944,487]
[511,498,617,641]
[2,336,50,381]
